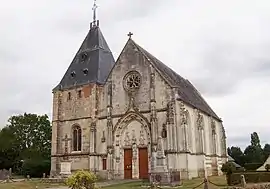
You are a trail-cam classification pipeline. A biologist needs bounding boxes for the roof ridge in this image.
[129,39,221,121]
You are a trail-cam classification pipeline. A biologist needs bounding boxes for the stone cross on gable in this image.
[62,134,71,155]
[127,32,133,38]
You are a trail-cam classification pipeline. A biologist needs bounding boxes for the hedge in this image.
[229,172,270,185]
[244,163,263,171]
[21,159,51,178]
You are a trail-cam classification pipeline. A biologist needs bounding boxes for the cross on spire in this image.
[127,32,133,39]
[92,0,98,25]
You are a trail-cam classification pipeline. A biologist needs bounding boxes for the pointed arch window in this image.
[72,125,82,151]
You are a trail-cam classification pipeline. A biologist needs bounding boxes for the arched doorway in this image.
[113,112,151,179]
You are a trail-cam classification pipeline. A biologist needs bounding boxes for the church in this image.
[50,3,227,181]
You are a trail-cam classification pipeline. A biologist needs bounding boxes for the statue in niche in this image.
[161,124,167,138]
[139,127,145,145]
[132,130,137,144]
[124,131,131,146]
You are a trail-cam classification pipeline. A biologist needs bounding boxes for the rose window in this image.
[123,71,141,91]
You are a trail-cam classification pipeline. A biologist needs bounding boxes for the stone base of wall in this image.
[150,171,181,186]
[42,178,66,183]
[198,169,205,178]
[211,167,218,176]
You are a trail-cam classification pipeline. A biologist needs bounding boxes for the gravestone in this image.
[0,169,10,180]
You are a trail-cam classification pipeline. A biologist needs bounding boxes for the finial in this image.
[92,0,98,25]
[127,32,133,39]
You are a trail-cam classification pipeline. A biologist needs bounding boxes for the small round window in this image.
[123,71,141,92]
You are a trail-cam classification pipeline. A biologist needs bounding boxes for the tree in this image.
[0,126,20,170]
[263,144,270,161]
[228,146,245,166]
[227,147,232,156]
[244,132,264,168]
[251,132,261,148]
[7,113,51,160]
[0,113,51,175]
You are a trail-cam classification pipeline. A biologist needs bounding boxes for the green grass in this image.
[0,176,227,189]
[0,180,63,189]
[102,176,227,189]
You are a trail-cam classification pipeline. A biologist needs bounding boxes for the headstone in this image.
[9,168,12,177]
[27,175,30,181]
[43,173,46,179]
[0,169,9,180]
[60,161,72,177]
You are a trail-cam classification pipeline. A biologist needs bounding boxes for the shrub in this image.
[230,172,270,185]
[66,170,98,189]
[244,163,263,171]
[21,159,50,178]
[221,162,236,186]
[221,162,236,174]
[265,164,270,172]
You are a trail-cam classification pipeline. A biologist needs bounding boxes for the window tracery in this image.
[72,125,82,151]
[123,71,141,92]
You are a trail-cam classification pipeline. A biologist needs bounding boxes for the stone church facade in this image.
[50,20,227,180]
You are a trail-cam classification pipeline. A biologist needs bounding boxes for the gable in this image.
[123,39,221,121]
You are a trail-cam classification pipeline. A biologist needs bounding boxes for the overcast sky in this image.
[0,0,269,150]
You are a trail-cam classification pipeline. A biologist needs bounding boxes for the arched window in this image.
[72,125,82,151]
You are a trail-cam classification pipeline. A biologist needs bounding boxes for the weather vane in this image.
[92,0,98,25]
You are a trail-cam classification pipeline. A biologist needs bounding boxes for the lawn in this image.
[0,176,227,189]
[103,176,227,189]
[0,180,63,189]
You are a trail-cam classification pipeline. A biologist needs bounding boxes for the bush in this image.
[244,163,263,171]
[230,172,270,185]
[21,159,50,178]
[221,162,236,186]
[66,170,98,189]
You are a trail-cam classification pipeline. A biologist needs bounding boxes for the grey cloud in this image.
[189,41,270,97]
[0,0,270,149]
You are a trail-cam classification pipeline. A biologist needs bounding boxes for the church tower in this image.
[50,0,115,176]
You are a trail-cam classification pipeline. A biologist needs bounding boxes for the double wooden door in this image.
[124,148,149,179]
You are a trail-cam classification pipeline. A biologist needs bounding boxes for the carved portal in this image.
[113,112,151,179]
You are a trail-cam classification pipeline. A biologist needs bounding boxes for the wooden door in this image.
[124,149,132,179]
[139,148,149,179]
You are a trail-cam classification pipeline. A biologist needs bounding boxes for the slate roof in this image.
[53,23,220,120]
[228,155,242,168]
[130,39,221,121]
[53,23,115,91]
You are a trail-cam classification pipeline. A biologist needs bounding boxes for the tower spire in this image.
[92,0,98,26]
